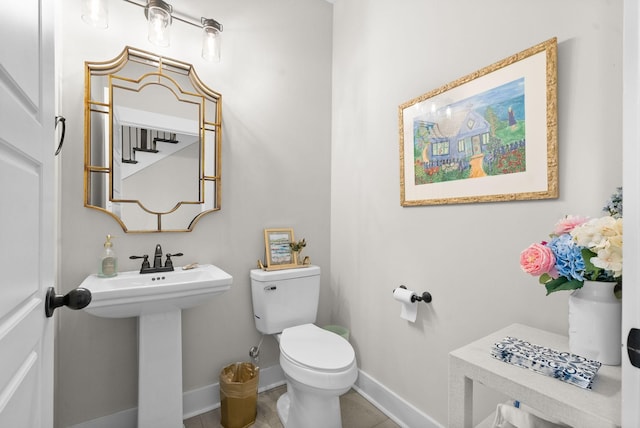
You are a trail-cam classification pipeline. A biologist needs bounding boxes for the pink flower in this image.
[553,215,589,235]
[520,243,558,277]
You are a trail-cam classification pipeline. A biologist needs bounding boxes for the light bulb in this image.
[202,26,221,62]
[81,0,108,29]
[147,5,171,47]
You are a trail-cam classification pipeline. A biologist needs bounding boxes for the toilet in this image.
[250,265,358,428]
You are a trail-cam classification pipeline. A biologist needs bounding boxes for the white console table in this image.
[449,323,621,428]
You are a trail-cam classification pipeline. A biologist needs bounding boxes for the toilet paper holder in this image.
[397,285,432,303]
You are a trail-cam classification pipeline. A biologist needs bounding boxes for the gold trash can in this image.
[219,362,259,428]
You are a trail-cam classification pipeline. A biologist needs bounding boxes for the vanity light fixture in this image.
[82,0,224,61]
[144,0,172,47]
[138,0,224,60]
[201,18,223,62]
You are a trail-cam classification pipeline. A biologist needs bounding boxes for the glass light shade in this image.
[81,0,108,29]
[147,6,172,47]
[202,26,221,62]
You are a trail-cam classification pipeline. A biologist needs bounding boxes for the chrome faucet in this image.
[130,244,183,274]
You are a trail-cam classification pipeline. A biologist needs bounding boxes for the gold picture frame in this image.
[399,37,558,206]
[263,228,298,271]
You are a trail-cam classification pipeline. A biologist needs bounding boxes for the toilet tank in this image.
[250,265,321,334]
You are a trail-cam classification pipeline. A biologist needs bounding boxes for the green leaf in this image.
[614,282,622,299]
[581,248,601,280]
[545,277,583,295]
[538,273,551,284]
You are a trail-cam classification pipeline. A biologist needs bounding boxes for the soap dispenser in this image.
[98,235,118,278]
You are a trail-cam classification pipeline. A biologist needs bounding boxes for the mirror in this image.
[84,46,222,232]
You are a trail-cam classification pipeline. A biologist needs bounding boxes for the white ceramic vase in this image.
[568,280,622,365]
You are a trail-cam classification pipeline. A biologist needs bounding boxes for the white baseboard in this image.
[68,366,441,428]
[354,370,444,428]
[67,365,286,428]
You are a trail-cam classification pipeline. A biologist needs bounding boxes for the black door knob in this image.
[45,287,92,318]
[629,328,640,368]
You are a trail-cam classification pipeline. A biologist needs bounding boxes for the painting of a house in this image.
[412,78,526,185]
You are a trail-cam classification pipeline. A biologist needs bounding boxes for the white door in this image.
[623,1,640,426]
[0,0,56,426]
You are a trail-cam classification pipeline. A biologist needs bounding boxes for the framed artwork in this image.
[399,37,558,206]
[263,228,298,270]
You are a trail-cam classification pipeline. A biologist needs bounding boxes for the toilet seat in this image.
[279,324,358,390]
[281,324,354,370]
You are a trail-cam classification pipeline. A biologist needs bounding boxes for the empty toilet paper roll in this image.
[393,287,418,322]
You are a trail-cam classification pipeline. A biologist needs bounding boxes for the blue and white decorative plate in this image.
[491,336,601,389]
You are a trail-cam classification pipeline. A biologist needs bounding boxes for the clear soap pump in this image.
[98,234,118,278]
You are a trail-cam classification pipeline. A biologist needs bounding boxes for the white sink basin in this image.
[81,264,232,318]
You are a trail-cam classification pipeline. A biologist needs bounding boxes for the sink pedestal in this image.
[138,309,184,428]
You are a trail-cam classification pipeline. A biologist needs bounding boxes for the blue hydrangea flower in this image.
[603,187,622,219]
[547,234,585,281]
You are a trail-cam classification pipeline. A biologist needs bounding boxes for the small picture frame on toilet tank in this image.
[264,228,298,270]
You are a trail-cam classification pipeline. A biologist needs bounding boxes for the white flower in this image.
[571,216,623,278]
[592,246,622,277]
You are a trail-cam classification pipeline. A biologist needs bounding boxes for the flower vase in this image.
[568,280,622,365]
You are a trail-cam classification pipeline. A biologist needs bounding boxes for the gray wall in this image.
[330,0,622,425]
[55,0,332,426]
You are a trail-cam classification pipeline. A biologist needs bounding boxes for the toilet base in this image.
[276,391,290,425]
[276,385,343,428]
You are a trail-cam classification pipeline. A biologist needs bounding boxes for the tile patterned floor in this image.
[184,385,400,428]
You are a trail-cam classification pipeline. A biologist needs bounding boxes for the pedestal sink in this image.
[81,264,232,428]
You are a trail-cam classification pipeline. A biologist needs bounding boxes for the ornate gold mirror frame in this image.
[84,46,222,232]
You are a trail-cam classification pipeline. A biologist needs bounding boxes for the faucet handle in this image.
[130,254,150,270]
[164,253,183,269]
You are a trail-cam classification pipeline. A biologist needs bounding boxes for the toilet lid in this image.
[280,324,355,371]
